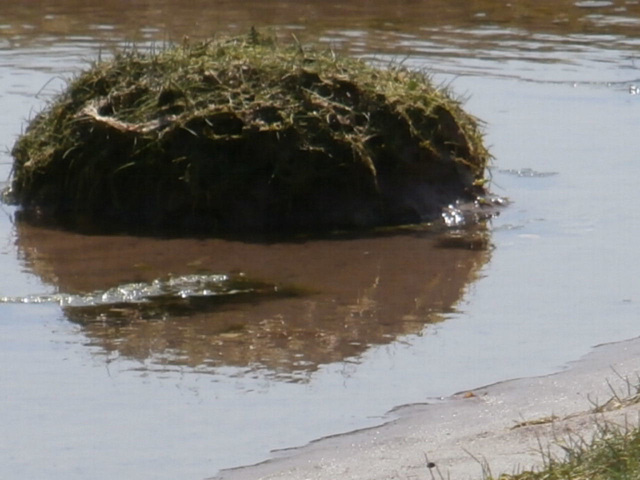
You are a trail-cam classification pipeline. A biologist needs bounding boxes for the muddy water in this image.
[2,1,640,479]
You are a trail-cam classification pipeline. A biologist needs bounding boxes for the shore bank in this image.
[213,336,640,480]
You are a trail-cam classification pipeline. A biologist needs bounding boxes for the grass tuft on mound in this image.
[8,30,490,234]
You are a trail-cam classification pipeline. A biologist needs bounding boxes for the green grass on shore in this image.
[491,419,640,480]
[489,373,640,480]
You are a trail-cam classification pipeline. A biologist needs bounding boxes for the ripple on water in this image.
[575,1,615,8]
[0,273,288,308]
[499,168,559,178]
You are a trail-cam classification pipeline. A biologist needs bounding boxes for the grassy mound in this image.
[9,31,490,234]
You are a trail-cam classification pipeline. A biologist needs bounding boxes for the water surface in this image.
[2,2,640,479]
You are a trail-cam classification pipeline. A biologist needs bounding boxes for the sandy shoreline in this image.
[213,336,640,480]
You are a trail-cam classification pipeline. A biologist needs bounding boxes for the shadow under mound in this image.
[14,219,492,380]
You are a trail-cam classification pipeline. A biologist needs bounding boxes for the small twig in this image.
[76,101,177,134]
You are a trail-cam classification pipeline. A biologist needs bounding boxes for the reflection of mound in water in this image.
[14,220,492,380]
